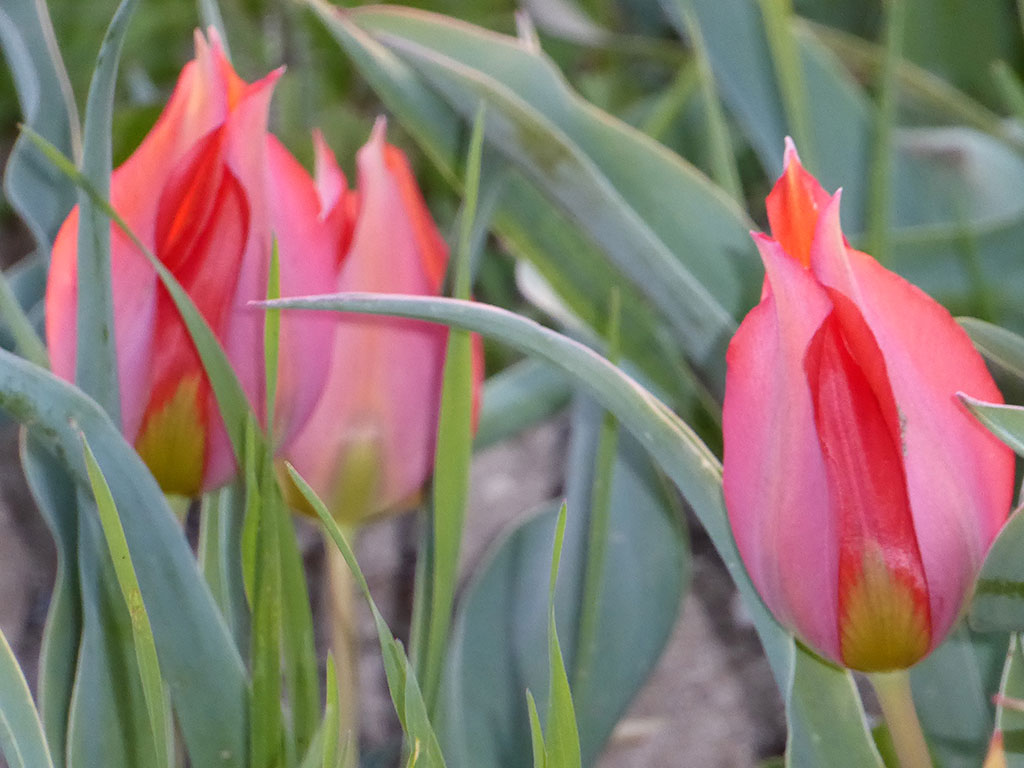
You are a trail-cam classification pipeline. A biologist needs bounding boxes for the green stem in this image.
[325,527,360,768]
[869,671,932,768]
[865,0,906,262]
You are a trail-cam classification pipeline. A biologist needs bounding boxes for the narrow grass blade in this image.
[80,432,169,768]
[543,504,581,768]
[526,691,545,768]
[422,104,485,712]
[286,464,447,766]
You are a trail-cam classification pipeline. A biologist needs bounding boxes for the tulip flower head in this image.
[282,120,481,525]
[722,140,1014,672]
[45,31,331,496]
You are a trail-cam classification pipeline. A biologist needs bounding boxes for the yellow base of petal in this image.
[840,547,930,672]
[135,375,205,497]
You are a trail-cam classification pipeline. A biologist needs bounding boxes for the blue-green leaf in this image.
[0,626,54,768]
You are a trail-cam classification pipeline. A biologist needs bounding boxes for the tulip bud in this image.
[281,120,482,525]
[722,140,1014,671]
[45,30,331,496]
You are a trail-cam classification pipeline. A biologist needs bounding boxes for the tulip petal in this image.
[265,136,339,447]
[723,234,840,660]
[765,138,832,269]
[286,125,450,520]
[804,300,931,671]
[810,198,1015,642]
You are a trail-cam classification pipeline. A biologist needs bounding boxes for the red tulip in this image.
[45,31,332,496]
[722,141,1014,671]
[282,120,482,524]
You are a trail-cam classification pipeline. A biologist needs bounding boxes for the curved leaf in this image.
[0,0,78,256]
[0,349,248,768]
[263,292,882,766]
[0,627,53,768]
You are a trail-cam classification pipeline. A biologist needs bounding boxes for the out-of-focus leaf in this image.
[74,0,140,421]
[996,636,1024,765]
[0,0,78,256]
[785,645,883,768]
[475,359,571,450]
[0,349,248,767]
[307,1,759,394]
[971,504,1024,633]
[910,625,1006,768]
[20,438,79,767]
[960,318,1024,384]
[350,4,753,365]
[0,626,54,768]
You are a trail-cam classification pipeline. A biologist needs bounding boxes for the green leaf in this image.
[958,394,1024,458]
[0,0,79,255]
[420,104,485,713]
[80,433,169,768]
[265,292,880,764]
[970,505,1024,632]
[996,635,1024,764]
[526,691,545,768]
[785,645,883,768]
[474,360,571,450]
[910,625,1005,768]
[286,464,447,766]
[0,349,248,767]
[543,504,582,768]
[307,1,757,391]
[74,0,140,421]
[21,437,79,767]
[349,5,750,374]
[0,626,54,768]
[960,317,1024,383]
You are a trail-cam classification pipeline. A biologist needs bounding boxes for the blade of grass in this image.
[526,690,546,768]
[421,103,486,713]
[572,291,620,700]
[79,432,169,768]
[680,8,742,204]
[544,503,582,768]
[864,0,906,262]
[757,0,813,168]
[286,464,447,766]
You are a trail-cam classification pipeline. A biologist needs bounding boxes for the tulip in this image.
[45,30,332,496]
[282,120,481,525]
[722,140,1014,672]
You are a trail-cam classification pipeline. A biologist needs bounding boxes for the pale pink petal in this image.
[723,234,840,661]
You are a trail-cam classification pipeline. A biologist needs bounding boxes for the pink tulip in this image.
[282,120,482,524]
[722,140,1014,671]
[45,30,332,496]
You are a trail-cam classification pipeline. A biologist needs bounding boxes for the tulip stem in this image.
[869,671,933,768]
[325,529,360,768]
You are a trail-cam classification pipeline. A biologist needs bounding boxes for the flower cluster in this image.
[45,30,476,519]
